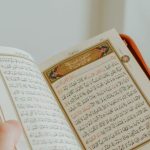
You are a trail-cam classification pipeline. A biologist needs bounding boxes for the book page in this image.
[0,46,81,150]
[42,29,150,150]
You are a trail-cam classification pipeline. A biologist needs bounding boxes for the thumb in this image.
[0,120,22,150]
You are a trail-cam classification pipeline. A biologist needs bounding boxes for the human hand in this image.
[0,120,22,150]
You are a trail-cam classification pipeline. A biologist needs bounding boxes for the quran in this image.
[0,29,150,150]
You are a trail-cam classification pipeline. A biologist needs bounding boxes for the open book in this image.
[0,29,150,150]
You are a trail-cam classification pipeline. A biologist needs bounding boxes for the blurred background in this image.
[0,0,149,66]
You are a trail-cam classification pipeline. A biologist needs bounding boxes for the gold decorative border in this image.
[44,40,113,83]
[43,40,150,150]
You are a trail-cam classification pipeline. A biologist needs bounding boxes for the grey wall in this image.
[0,0,149,66]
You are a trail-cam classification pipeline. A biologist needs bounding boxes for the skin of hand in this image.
[0,120,22,150]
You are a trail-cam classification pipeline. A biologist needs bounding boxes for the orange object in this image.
[120,34,150,79]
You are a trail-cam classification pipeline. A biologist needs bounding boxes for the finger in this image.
[0,120,22,150]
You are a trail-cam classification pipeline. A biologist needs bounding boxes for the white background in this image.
[0,0,149,66]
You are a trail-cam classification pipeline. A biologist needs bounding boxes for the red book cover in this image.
[120,34,150,79]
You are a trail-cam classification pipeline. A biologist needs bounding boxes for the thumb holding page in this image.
[0,120,22,150]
